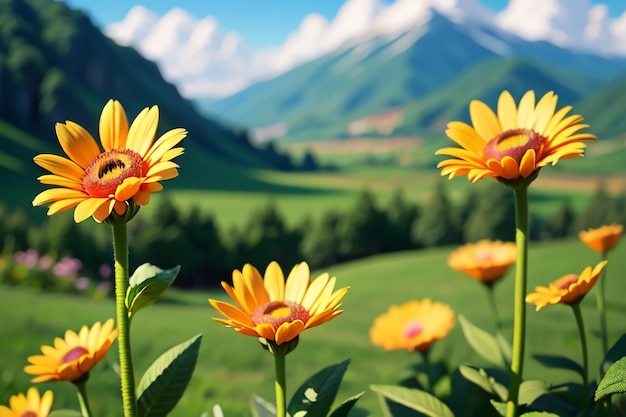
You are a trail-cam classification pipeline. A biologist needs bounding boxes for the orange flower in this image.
[447,240,516,283]
[209,261,349,346]
[32,100,186,223]
[24,319,117,382]
[0,387,53,417]
[579,224,623,254]
[525,261,608,311]
[369,299,455,353]
[436,90,596,183]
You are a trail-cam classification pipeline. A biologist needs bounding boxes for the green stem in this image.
[274,353,287,417]
[111,222,138,417]
[75,379,92,417]
[596,251,609,356]
[506,186,529,417]
[572,303,589,407]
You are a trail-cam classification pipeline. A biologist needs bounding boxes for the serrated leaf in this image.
[518,380,550,405]
[595,356,626,401]
[532,354,583,377]
[328,392,365,417]
[370,384,454,417]
[251,394,275,417]
[459,315,506,368]
[287,359,350,417]
[49,410,83,417]
[602,334,626,375]
[458,365,507,401]
[137,334,202,417]
[126,263,180,317]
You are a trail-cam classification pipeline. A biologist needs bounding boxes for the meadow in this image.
[1,238,624,416]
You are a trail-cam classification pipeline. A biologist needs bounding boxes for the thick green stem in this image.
[506,186,529,417]
[111,222,138,417]
[274,353,287,417]
[75,379,92,417]
[572,303,589,405]
[596,251,609,356]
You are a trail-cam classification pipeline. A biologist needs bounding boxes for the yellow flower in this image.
[436,90,596,183]
[24,319,117,382]
[33,100,187,223]
[209,261,349,346]
[579,224,623,254]
[369,299,455,353]
[525,261,608,311]
[0,387,53,417]
[447,239,517,283]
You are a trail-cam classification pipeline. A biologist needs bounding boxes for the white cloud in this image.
[105,0,626,99]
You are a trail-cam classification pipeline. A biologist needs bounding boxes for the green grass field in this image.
[1,238,624,416]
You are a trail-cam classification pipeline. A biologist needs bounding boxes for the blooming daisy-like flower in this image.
[24,319,117,382]
[447,239,517,283]
[32,100,187,223]
[369,299,455,353]
[0,387,53,417]
[579,224,623,254]
[525,261,608,311]
[436,90,596,183]
[209,261,349,347]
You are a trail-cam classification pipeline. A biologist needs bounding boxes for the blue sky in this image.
[61,0,626,49]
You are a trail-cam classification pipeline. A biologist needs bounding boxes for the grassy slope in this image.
[1,239,625,416]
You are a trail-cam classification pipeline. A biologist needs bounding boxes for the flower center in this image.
[556,274,579,290]
[483,128,545,163]
[21,412,37,417]
[252,301,310,329]
[403,320,424,339]
[474,249,493,262]
[61,346,89,364]
[83,149,144,197]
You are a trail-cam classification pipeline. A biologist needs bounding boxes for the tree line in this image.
[1,180,625,289]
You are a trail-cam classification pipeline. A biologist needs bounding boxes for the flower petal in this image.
[99,99,129,150]
[126,106,159,157]
[55,122,101,168]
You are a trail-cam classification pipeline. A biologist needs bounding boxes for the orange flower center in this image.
[483,128,544,163]
[61,346,89,364]
[403,320,424,339]
[556,274,579,290]
[475,249,493,262]
[21,411,37,417]
[252,301,310,329]
[83,149,144,197]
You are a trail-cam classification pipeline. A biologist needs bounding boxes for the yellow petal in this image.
[37,174,83,191]
[517,90,536,128]
[114,177,143,201]
[99,100,129,150]
[264,261,286,301]
[519,149,537,178]
[33,188,87,206]
[92,200,116,223]
[497,90,518,131]
[284,262,310,304]
[74,198,111,223]
[55,122,101,168]
[275,320,305,345]
[444,121,486,155]
[144,128,187,165]
[530,91,557,133]
[34,154,85,181]
[209,299,255,326]
[469,99,501,141]
[301,273,330,310]
[127,106,159,157]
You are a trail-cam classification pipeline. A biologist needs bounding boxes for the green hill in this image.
[0,0,297,208]
[574,72,626,140]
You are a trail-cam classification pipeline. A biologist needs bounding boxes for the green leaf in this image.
[251,394,275,417]
[489,400,506,416]
[137,334,202,417]
[370,384,454,417]
[602,334,626,375]
[595,356,626,401]
[328,392,365,417]
[48,410,83,417]
[520,413,560,416]
[496,333,512,366]
[375,392,393,417]
[458,365,507,401]
[126,263,180,317]
[532,354,583,377]
[459,315,506,368]
[518,380,550,405]
[287,359,350,417]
